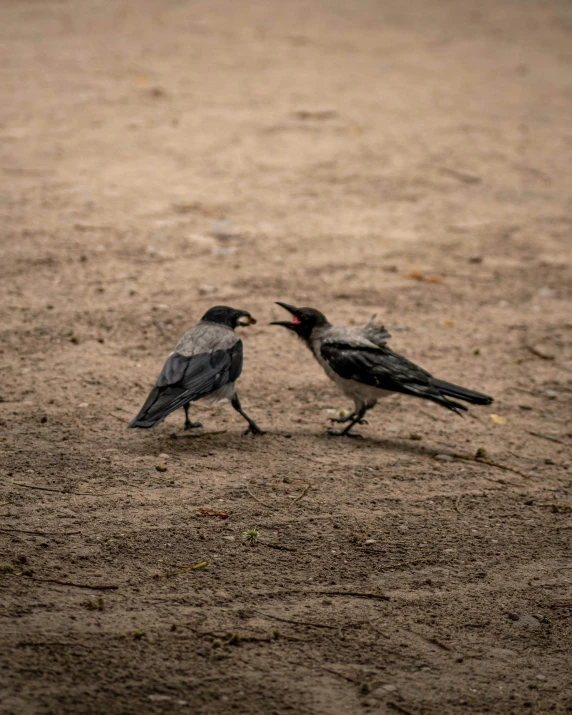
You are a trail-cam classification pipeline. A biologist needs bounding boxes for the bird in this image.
[129,305,265,435]
[271,302,493,436]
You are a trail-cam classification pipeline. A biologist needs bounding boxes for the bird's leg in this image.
[328,406,369,437]
[329,411,356,423]
[183,403,202,431]
[231,394,265,436]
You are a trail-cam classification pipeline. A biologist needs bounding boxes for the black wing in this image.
[320,342,468,413]
[129,341,243,428]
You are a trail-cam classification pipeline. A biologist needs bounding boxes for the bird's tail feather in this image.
[431,378,493,405]
[128,386,190,428]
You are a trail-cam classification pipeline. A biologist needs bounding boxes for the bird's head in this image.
[201,305,256,329]
[270,302,329,341]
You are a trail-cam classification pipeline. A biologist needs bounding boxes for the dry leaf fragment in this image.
[403,271,443,284]
[489,414,508,425]
[198,508,229,519]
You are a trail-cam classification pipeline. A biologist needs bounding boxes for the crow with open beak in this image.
[129,305,264,435]
[271,302,493,436]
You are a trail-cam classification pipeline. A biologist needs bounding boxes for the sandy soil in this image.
[1,0,572,713]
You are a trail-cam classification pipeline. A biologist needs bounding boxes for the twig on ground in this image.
[537,503,572,513]
[319,666,361,684]
[23,576,118,590]
[159,560,208,577]
[524,343,554,360]
[291,660,361,684]
[527,431,564,445]
[17,641,92,649]
[451,453,529,479]
[254,611,338,630]
[0,527,81,536]
[106,411,129,423]
[387,702,415,715]
[247,481,313,512]
[246,485,279,510]
[199,630,306,643]
[288,483,312,509]
[259,543,298,552]
[256,589,390,602]
[6,481,115,496]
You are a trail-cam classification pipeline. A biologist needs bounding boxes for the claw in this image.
[327,429,363,439]
[243,425,266,436]
[184,420,203,431]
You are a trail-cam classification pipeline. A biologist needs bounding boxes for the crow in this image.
[129,305,264,435]
[271,302,493,436]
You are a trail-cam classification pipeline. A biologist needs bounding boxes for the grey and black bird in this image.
[129,305,264,435]
[271,302,493,436]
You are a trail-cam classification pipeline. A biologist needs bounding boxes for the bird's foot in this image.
[327,428,363,439]
[184,420,203,431]
[329,415,368,425]
[243,424,266,436]
[329,413,354,424]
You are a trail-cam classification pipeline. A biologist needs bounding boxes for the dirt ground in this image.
[1,0,572,713]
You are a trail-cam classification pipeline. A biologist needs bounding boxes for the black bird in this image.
[129,306,264,435]
[271,302,493,436]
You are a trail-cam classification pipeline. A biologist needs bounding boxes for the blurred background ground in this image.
[1,0,571,713]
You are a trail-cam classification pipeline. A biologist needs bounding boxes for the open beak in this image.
[237,314,256,326]
[270,302,300,329]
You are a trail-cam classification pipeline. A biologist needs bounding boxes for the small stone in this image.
[371,684,398,699]
[543,389,558,400]
[490,647,518,659]
[364,539,376,545]
[536,674,546,681]
[212,220,234,240]
[513,614,541,629]
[148,694,171,702]
[434,453,453,462]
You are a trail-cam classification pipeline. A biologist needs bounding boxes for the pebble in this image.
[434,454,454,462]
[212,220,234,240]
[543,389,559,400]
[371,684,398,700]
[536,674,547,681]
[490,647,518,659]
[364,539,376,545]
[513,614,541,629]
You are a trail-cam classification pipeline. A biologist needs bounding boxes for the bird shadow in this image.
[124,423,461,464]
